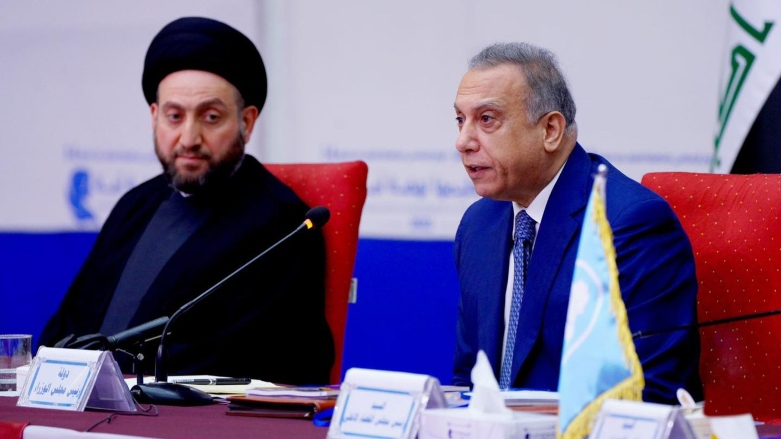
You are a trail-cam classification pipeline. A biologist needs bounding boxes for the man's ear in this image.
[150,103,158,130]
[541,111,566,153]
[241,105,260,143]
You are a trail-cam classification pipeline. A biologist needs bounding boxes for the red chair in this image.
[641,172,781,421]
[265,161,368,384]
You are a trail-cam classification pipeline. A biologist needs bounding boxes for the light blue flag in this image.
[557,165,644,439]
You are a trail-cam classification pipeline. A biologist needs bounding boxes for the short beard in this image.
[155,129,246,194]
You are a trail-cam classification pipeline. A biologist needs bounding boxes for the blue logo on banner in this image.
[69,169,95,223]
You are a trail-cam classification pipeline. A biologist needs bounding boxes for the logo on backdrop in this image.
[68,169,96,226]
[64,144,159,229]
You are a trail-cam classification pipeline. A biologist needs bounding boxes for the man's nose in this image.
[180,119,202,148]
[455,121,477,153]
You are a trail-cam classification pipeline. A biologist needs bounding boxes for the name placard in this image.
[17,347,135,412]
[591,399,696,439]
[327,368,446,439]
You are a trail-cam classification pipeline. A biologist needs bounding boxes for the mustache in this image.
[172,146,213,160]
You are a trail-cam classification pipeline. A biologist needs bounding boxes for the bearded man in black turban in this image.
[40,17,334,386]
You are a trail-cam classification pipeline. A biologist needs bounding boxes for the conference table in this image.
[0,394,328,439]
[5,393,781,439]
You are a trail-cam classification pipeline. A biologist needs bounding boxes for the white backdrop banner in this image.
[0,1,727,239]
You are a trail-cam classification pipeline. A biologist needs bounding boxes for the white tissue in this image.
[468,350,512,417]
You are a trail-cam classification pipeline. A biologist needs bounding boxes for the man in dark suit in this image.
[451,42,701,404]
[40,17,333,385]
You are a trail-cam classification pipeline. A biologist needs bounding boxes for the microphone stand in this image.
[131,207,329,406]
[134,349,145,387]
[632,308,781,339]
[154,220,311,383]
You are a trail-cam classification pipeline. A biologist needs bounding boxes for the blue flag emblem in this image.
[557,165,644,439]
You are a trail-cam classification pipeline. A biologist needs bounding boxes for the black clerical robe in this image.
[40,155,334,385]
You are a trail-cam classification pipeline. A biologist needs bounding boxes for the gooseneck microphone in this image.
[106,316,171,350]
[632,308,781,339]
[54,316,170,351]
[130,206,331,406]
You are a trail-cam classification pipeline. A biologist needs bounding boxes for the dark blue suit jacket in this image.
[452,144,702,403]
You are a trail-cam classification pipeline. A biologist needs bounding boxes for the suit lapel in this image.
[510,144,592,380]
[476,202,515,376]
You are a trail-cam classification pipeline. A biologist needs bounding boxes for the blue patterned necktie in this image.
[499,210,537,389]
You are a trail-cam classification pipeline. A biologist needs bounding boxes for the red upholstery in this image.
[265,161,368,384]
[0,421,27,439]
[641,172,781,421]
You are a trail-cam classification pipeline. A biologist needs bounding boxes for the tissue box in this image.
[419,408,556,439]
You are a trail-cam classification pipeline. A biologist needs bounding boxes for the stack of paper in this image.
[246,385,339,398]
[226,385,340,418]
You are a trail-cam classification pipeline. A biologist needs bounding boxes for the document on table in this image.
[124,375,278,396]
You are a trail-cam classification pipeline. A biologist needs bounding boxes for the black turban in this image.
[142,17,267,111]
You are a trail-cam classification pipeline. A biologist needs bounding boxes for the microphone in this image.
[632,308,781,339]
[303,205,330,230]
[106,316,170,350]
[53,316,170,351]
[130,206,331,406]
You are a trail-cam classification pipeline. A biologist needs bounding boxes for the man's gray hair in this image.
[469,42,576,130]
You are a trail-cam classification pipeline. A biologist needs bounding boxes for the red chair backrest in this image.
[265,161,368,384]
[642,172,781,421]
